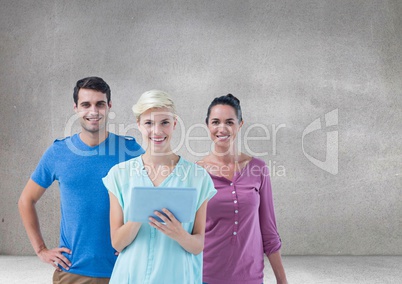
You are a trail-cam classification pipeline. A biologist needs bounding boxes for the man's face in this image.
[74,88,111,134]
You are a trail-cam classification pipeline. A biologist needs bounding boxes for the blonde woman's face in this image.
[137,107,177,153]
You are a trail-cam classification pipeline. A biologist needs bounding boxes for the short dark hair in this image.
[205,94,242,124]
[73,76,111,105]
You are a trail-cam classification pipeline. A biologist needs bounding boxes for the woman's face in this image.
[207,104,243,147]
[137,107,177,153]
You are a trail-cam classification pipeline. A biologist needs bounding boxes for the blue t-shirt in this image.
[31,133,144,277]
[102,156,217,284]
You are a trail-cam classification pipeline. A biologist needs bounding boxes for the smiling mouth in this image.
[216,135,230,140]
[150,137,166,142]
[85,117,101,121]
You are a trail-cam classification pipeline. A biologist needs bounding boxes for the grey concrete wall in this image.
[1,0,401,256]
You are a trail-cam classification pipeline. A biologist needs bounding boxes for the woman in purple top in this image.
[198,94,287,284]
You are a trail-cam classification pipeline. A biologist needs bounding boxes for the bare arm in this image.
[149,199,208,255]
[267,250,288,284]
[18,179,71,271]
[109,192,142,252]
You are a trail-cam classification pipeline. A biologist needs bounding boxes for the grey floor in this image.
[0,255,401,283]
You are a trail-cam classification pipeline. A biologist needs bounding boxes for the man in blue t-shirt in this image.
[18,77,144,283]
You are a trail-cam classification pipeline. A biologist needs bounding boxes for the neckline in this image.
[75,132,111,149]
[207,157,255,183]
[139,155,182,187]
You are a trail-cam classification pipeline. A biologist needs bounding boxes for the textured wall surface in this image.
[1,0,401,255]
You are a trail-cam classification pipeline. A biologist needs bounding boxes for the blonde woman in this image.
[102,90,216,283]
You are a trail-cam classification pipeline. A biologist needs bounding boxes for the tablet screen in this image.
[127,187,197,223]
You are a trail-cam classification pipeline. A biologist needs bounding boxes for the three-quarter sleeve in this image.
[259,163,282,255]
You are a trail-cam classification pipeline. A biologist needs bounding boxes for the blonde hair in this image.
[132,90,176,120]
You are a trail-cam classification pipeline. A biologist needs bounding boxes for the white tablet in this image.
[127,187,197,223]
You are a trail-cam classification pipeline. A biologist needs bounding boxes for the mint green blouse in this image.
[102,156,216,284]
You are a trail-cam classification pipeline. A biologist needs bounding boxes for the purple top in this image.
[203,157,282,284]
